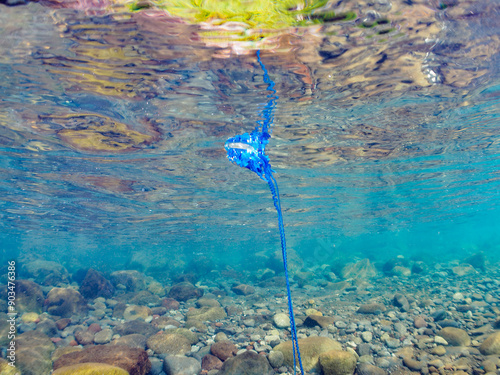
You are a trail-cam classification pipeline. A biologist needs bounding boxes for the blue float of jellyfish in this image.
[225,50,304,375]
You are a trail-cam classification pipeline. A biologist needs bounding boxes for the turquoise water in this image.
[0,0,499,275]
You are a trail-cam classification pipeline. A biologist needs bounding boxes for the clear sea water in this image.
[0,0,499,278]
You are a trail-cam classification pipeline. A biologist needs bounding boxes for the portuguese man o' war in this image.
[225,50,304,375]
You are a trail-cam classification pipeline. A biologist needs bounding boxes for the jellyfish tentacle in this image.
[225,50,304,375]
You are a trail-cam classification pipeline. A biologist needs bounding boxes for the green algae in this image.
[128,0,356,30]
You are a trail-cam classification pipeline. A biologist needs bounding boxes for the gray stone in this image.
[393,294,410,311]
[431,309,447,321]
[163,355,201,375]
[361,332,373,343]
[357,303,386,315]
[357,343,371,357]
[94,328,113,344]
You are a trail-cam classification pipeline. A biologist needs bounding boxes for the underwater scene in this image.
[1,0,500,374]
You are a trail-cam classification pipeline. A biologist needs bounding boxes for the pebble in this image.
[431,346,446,355]
[435,336,449,345]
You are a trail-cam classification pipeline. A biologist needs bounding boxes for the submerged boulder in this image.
[79,269,115,299]
[218,350,273,375]
[17,331,55,375]
[111,270,146,292]
[479,331,500,355]
[45,287,87,318]
[23,260,70,286]
[13,279,44,314]
[146,333,191,355]
[437,327,470,346]
[319,349,357,375]
[168,282,203,301]
[53,344,151,375]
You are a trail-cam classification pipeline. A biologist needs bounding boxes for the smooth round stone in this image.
[93,328,113,344]
[361,332,373,343]
[414,316,427,328]
[335,321,347,329]
[267,350,284,368]
[273,313,290,328]
[431,346,446,355]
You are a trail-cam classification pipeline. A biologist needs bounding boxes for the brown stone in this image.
[53,344,151,375]
[414,316,427,328]
[210,340,238,361]
[167,282,203,301]
[74,330,95,346]
[88,323,102,334]
[231,284,255,295]
[79,268,115,299]
[55,318,71,331]
[162,298,180,310]
[303,315,335,328]
[202,354,223,371]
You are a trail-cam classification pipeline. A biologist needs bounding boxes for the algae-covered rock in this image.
[186,306,226,322]
[53,362,129,375]
[163,328,199,345]
[0,358,20,375]
[13,279,44,313]
[123,305,152,321]
[45,287,87,318]
[17,331,55,375]
[146,333,191,355]
[111,270,146,292]
[274,336,342,372]
[319,349,357,375]
[23,260,70,286]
